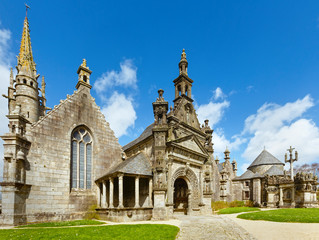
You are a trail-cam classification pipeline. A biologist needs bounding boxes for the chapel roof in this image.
[122,123,154,151]
[248,149,284,169]
[234,169,263,180]
[263,165,284,176]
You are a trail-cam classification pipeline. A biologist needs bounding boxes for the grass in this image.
[218,207,260,214]
[17,219,104,228]
[0,224,179,240]
[238,208,319,223]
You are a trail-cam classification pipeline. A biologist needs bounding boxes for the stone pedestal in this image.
[200,194,212,214]
[152,190,167,220]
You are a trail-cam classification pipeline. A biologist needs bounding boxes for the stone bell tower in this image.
[0,10,36,225]
[173,49,194,108]
[14,15,40,123]
[76,59,92,91]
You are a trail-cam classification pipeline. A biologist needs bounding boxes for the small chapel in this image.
[0,14,318,225]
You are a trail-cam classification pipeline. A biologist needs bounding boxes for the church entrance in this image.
[174,178,188,214]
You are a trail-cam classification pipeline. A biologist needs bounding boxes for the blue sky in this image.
[1,1,319,174]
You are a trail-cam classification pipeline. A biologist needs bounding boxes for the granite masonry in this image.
[0,14,318,226]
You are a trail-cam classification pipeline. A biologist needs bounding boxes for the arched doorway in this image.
[174,178,188,214]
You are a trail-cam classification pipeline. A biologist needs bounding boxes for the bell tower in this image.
[14,14,40,123]
[76,59,92,91]
[173,49,194,108]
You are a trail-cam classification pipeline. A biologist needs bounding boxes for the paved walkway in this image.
[175,215,256,240]
[226,213,319,240]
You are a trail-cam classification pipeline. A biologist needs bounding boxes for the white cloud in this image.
[0,27,12,180]
[195,87,244,159]
[94,59,137,93]
[101,91,137,138]
[242,95,319,166]
[94,60,138,138]
[213,87,225,100]
[213,128,245,159]
[197,99,230,128]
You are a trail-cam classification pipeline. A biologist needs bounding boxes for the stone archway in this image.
[174,178,188,214]
[171,166,199,213]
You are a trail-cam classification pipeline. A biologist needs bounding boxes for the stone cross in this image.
[285,146,298,180]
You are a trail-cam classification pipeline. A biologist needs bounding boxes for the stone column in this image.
[291,187,295,207]
[279,187,283,207]
[148,178,153,207]
[102,180,107,208]
[97,182,101,207]
[199,170,203,205]
[167,161,173,205]
[135,176,140,208]
[118,174,124,208]
[109,177,114,208]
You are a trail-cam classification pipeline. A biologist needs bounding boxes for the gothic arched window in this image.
[71,127,92,189]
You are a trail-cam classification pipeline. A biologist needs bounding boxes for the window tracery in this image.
[71,127,92,189]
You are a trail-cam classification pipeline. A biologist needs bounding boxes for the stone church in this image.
[0,15,318,225]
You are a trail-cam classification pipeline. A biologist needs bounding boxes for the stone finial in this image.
[181,49,186,60]
[204,119,209,127]
[179,49,188,76]
[10,68,13,87]
[82,59,87,68]
[224,147,230,162]
[158,89,164,100]
[215,156,219,164]
[232,159,237,172]
[41,76,46,98]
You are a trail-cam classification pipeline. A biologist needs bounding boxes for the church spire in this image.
[17,14,37,78]
[179,49,188,76]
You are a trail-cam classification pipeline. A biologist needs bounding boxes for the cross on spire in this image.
[25,3,30,17]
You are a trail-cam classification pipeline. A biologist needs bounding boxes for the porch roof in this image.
[98,152,152,180]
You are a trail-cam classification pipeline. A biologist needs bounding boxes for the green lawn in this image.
[238,208,319,223]
[218,207,260,214]
[17,219,104,228]
[0,224,179,240]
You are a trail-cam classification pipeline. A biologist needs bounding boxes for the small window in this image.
[23,79,27,84]
[245,181,250,187]
[244,191,250,200]
[83,75,87,82]
[30,81,33,87]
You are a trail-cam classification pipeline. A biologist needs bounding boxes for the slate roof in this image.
[248,149,284,169]
[101,152,152,178]
[122,123,154,151]
[234,169,263,180]
[263,165,284,176]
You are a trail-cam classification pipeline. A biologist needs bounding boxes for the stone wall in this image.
[18,86,123,223]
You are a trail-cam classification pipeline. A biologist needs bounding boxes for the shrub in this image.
[85,205,100,220]
[245,200,254,207]
[211,201,229,211]
[229,201,245,208]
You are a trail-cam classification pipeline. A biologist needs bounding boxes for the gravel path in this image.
[175,215,256,240]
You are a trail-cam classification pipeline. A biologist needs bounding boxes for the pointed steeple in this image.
[179,49,188,76]
[17,15,37,78]
[14,10,40,123]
